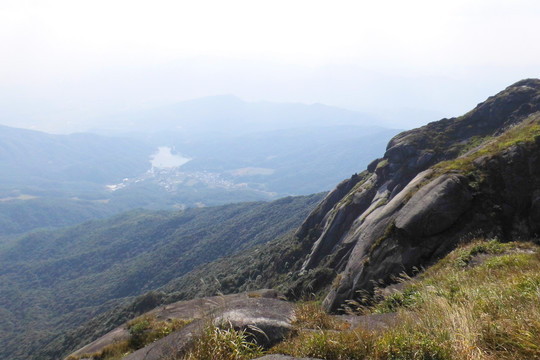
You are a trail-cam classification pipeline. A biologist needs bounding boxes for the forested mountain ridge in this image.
[0,126,153,236]
[0,193,324,360]
[0,125,153,185]
[91,95,383,135]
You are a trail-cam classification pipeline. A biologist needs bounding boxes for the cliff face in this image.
[290,79,540,311]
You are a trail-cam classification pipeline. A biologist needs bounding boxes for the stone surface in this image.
[68,327,129,357]
[529,194,540,235]
[122,320,201,360]
[67,290,293,360]
[215,297,294,348]
[300,173,378,272]
[394,174,472,237]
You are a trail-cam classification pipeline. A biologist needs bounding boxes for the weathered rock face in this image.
[394,174,472,238]
[289,79,540,312]
[66,290,294,360]
[214,298,294,348]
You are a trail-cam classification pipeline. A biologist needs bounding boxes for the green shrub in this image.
[128,318,150,349]
[373,286,420,313]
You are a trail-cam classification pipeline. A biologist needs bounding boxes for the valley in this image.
[0,194,325,360]
[3,2,538,359]
[2,80,540,360]
[0,100,399,236]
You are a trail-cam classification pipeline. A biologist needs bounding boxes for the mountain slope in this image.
[18,79,540,359]
[271,239,540,360]
[309,79,540,311]
[0,126,155,236]
[147,79,540,310]
[0,193,324,360]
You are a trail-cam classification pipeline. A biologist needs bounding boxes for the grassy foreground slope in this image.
[68,238,540,360]
[270,238,540,360]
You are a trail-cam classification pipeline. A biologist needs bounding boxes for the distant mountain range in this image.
[0,97,399,236]
[90,95,385,136]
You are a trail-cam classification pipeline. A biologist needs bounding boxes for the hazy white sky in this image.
[1,0,539,132]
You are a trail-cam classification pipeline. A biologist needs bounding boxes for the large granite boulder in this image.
[67,290,294,360]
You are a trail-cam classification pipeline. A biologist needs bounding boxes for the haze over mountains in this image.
[0,96,398,237]
[89,95,384,135]
[2,1,539,358]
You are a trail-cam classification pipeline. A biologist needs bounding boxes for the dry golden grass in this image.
[272,328,374,360]
[66,340,132,360]
[293,301,348,331]
[182,324,264,360]
[272,239,540,360]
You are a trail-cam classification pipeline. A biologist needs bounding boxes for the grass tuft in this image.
[182,324,264,360]
[293,302,346,330]
[272,329,373,360]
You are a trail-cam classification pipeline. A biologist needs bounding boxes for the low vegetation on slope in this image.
[434,112,540,175]
[0,193,324,360]
[74,238,539,360]
[86,238,540,360]
[270,238,540,360]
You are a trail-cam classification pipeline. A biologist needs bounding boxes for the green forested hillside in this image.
[0,193,324,360]
[0,198,118,236]
[0,125,153,186]
[0,125,154,235]
[37,220,310,360]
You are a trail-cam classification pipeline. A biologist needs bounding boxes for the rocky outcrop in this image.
[66,290,294,360]
[214,299,294,348]
[289,79,540,312]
